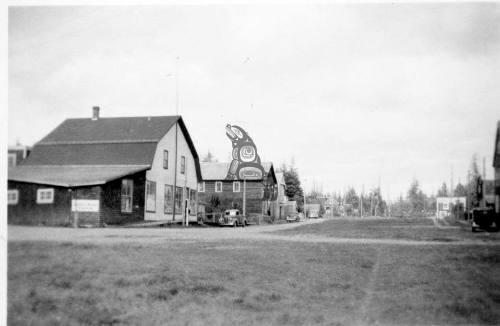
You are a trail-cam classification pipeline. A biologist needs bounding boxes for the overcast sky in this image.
[8,4,500,199]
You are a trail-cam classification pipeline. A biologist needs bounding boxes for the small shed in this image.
[436,197,466,219]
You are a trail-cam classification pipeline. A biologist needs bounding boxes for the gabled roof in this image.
[201,162,274,181]
[494,121,500,167]
[20,115,202,180]
[8,165,150,187]
[38,116,179,144]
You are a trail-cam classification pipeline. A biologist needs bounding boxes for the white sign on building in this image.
[71,199,100,212]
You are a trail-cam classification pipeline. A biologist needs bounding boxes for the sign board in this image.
[71,199,100,212]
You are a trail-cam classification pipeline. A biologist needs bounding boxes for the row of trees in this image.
[202,150,487,218]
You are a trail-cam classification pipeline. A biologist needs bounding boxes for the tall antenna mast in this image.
[175,56,180,115]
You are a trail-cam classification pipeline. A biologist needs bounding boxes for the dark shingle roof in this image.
[201,162,274,181]
[19,115,202,180]
[22,143,158,166]
[38,116,179,144]
[9,165,150,187]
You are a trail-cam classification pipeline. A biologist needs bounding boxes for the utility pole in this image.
[482,157,486,201]
[243,168,247,218]
[467,170,471,222]
[175,56,180,115]
[360,184,364,218]
[172,123,178,221]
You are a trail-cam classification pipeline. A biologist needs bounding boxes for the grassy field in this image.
[8,217,500,326]
[274,216,500,242]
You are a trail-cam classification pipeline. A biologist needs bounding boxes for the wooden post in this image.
[73,188,79,228]
[243,177,246,217]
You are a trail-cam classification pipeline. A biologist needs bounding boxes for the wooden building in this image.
[198,162,278,220]
[270,172,290,220]
[7,107,201,226]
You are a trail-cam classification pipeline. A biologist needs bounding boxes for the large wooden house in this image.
[198,162,278,220]
[7,107,201,226]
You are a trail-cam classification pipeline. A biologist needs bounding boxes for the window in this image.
[181,156,186,174]
[163,150,169,169]
[164,185,173,214]
[146,180,156,212]
[8,153,16,167]
[198,182,205,192]
[443,203,449,210]
[175,186,183,214]
[37,188,54,204]
[8,190,18,205]
[215,181,222,192]
[233,181,240,193]
[121,179,134,213]
[189,189,197,215]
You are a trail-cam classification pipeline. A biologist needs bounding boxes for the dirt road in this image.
[8,218,500,246]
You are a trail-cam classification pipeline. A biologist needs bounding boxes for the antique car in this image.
[218,209,248,227]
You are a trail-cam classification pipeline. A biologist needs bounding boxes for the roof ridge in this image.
[37,140,159,145]
[64,115,181,120]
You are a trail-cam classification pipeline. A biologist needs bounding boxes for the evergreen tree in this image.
[437,182,448,197]
[407,179,425,214]
[278,163,304,212]
[202,151,218,163]
[454,183,467,197]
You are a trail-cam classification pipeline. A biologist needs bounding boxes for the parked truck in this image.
[469,176,498,232]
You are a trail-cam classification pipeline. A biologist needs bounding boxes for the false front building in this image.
[197,162,278,222]
[7,107,201,226]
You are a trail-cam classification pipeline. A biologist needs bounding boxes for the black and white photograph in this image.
[3,1,500,325]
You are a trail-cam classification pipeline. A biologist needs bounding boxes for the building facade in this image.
[7,107,201,226]
[198,162,278,221]
[436,197,466,219]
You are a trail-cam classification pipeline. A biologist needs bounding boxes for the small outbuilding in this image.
[435,197,466,219]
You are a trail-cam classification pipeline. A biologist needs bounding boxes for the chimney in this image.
[92,106,100,120]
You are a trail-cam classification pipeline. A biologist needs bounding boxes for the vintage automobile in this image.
[470,206,497,232]
[218,209,248,227]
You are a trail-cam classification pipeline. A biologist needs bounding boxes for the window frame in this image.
[215,181,223,192]
[36,188,54,204]
[164,184,174,214]
[121,179,134,213]
[233,181,240,193]
[163,150,169,169]
[8,189,19,205]
[145,180,156,213]
[198,182,205,192]
[180,156,186,174]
